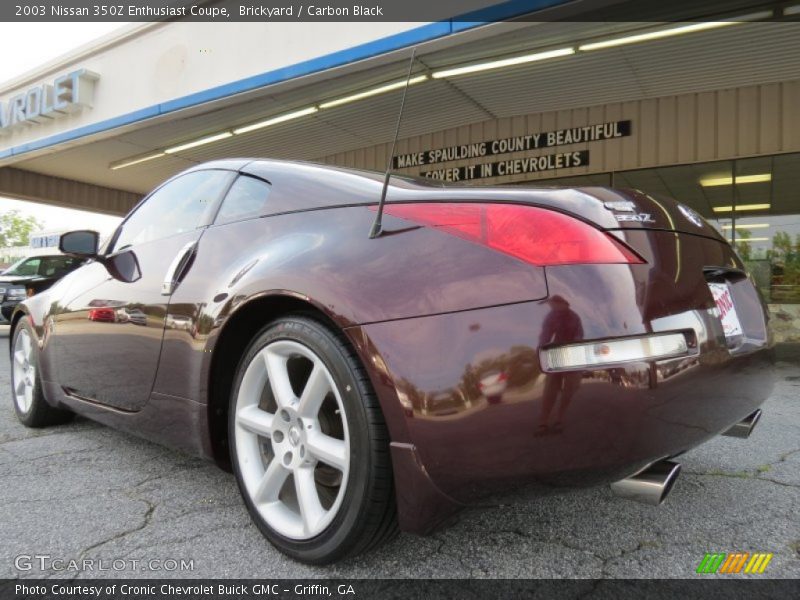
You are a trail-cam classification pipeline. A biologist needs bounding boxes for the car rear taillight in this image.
[378,203,643,266]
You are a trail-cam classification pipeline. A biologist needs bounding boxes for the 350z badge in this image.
[615,213,656,223]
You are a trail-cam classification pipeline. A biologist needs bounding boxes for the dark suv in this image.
[0,255,85,321]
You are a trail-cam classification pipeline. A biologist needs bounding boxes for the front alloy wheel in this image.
[12,326,36,415]
[10,319,72,427]
[229,316,397,564]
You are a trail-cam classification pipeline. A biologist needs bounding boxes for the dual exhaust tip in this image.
[720,409,762,439]
[610,409,762,506]
[610,460,682,506]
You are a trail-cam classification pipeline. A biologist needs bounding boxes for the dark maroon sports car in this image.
[8,159,773,564]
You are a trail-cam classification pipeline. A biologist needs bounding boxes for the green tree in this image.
[735,229,752,261]
[0,210,42,247]
[772,231,792,259]
[770,230,800,302]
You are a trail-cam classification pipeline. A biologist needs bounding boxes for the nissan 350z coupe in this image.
[8,159,774,564]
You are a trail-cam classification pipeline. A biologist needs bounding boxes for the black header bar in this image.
[1,0,790,22]
[2,578,800,600]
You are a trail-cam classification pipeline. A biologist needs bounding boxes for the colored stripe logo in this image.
[696,552,773,574]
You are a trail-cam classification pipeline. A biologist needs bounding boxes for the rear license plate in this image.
[708,282,743,341]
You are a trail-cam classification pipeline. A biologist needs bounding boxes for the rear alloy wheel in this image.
[11,319,72,427]
[229,316,396,563]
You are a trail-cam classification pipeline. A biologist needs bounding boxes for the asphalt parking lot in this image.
[0,323,798,579]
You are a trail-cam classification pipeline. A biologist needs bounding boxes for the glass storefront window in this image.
[732,155,800,304]
[538,153,800,306]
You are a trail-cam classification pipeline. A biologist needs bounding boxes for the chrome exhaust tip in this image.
[610,460,681,506]
[721,409,762,439]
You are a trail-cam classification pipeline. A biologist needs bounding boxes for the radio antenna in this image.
[369,47,417,239]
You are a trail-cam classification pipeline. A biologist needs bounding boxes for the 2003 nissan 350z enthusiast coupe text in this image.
[8,160,774,564]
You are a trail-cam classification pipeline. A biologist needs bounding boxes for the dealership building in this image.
[1,1,799,341]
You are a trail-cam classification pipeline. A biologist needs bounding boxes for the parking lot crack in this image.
[71,495,157,578]
[688,469,800,489]
[4,445,105,462]
[508,531,608,574]
[595,539,660,578]
[113,522,255,560]
[773,447,800,464]
[0,428,96,445]
[754,477,800,489]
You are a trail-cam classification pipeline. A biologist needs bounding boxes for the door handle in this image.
[162,241,198,295]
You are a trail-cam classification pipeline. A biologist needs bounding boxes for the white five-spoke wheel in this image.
[10,319,72,428]
[234,339,350,540]
[12,328,36,414]
[229,316,397,564]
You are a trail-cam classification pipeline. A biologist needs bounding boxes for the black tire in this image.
[10,319,72,428]
[228,315,397,564]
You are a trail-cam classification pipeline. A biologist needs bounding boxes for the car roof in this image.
[18,255,78,260]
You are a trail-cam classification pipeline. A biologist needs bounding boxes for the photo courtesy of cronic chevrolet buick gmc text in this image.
[8,159,774,564]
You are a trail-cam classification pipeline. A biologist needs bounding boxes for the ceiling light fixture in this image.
[233,106,319,135]
[110,152,166,170]
[431,47,575,79]
[700,173,772,187]
[578,11,772,52]
[579,22,736,51]
[112,12,773,171]
[720,223,770,230]
[320,76,428,108]
[164,132,233,154]
[712,204,771,213]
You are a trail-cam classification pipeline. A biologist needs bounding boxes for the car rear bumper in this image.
[356,301,774,527]
[350,231,776,533]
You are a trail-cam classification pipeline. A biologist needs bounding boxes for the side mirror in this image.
[60,230,140,283]
[59,230,99,257]
[105,250,141,283]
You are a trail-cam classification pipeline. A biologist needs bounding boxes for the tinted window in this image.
[38,256,82,277]
[114,170,233,249]
[2,256,81,277]
[215,175,272,225]
[4,257,40,276]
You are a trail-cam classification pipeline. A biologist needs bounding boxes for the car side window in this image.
[12,258,40,276]
[40,256,82,277]
[113,170,233,250]
[214,175,272,225]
